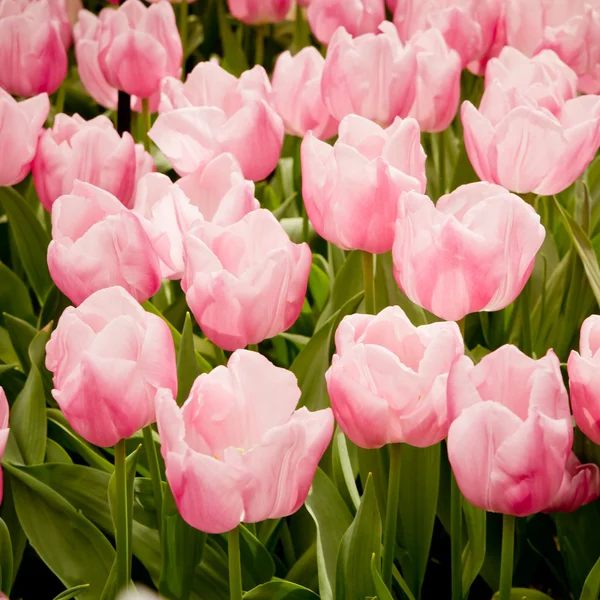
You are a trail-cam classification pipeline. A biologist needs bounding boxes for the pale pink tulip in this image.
[272,48,338,140]
[182,209,311,351]
[227,0,293,24]
[447,346,572,516]
[33,114,153,212]
[307,0,385,45]
[302,114,425,254]
[393,183,545,322]
[46,286,177,448]
[150,62,284,181]
[462,47,600,195]
[156,350,334,533]
[0,388,9,505]
[48,181,162,306]
[0,92,49,187]
[326,306,464,449]
[321,23,417,125]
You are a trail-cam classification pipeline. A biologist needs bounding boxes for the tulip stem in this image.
[450,470,463,600]
[255,25,265,66]
[382,443,402,591]
[141,98,151,153]
[179,0,189,71]
[499,514,516,600]
[142,425,163,539]
[114,438,130,591]
[228,526,243,600]
[362,251,375,315]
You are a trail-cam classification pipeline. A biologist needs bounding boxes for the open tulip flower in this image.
[156,350,334,534]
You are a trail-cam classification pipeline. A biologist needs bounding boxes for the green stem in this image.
[228,526,243,600]
[381,443,402,590]
[438,131,447,197]
[362,251,375,315]
[450,471,463,600]
[141,97,151,152]
[499,515,515,600]
[255,25,265,66]
[114,439,130,591]
[301,203,309,243]
[520,282,532,356]
[142,426,163,539]
[179,0,189,74]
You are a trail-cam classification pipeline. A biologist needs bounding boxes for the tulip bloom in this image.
[302,114,425,254]
[149,62,284,181]
[48,182,162,306]
[33,114,153,212]
[447,346,573,516]
[0,0,68,96]
[0,388,9,505]
[227,0,293,23]
[0,92,49,187]
[326,306,464,449]
[393,183,545,322]
[306,0,386,45]
[182,209,311,351]
[321,22,417,125]
[156,350,334,533]
[462,48,600,195]
[272,48,338,140]
[46,286,177,448]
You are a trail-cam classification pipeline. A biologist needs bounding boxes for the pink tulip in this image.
[149,62,284,181]
[96,0,182,98]
[48,181,162,306]
[0,0,68,96]
[46,286,177,448]
[272,48,338,140]
[393,183,545,322]
[0,388,9,505]
[156,349,334,533]
[447,346,573,516]
[302,114,425,254]
[326,306,464,449]
[227,0,293,24]
[0,91,49,187]
[321,22,417,125]
[182,209,311,351]
[462,47,600,195]
[407,29,462,132]
[306,0,386,45]
[33,114,153,212]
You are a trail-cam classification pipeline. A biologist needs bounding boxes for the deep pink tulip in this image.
[150,62,284,181]
[302,114,425,254]
[272,48,338,140]
[393,183,545,322]
[33,114,153,212]
[306,0,385,45]
[407,29,462,132]
[0,388,9,505]
[326,306,464,449]
[48,181,162,306]
[227,0,293,24]
[0,0,68,96]
[156,350,334,533]
[46,286,177,448]
[182,209,311,351]
[96,0,182,98]
[447,346,573,516]
[0,92,49,187]
[462,47,600,195]
[321,22,417,125]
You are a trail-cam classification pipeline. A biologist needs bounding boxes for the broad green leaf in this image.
[53,584,90,600]
[45,438,72,464]
[370,554,393,600]
[38,285,71,330]
[491,589,553,600]
[308,262,330,315]
[462,500,486,597]
[3,314,36,372]
[0,262,34,325]
[217,0,249,76]
[244,580,319,600]
[184,15,204,58]
[177,313,201,406]
[332,427,360,511]
[0,517,12,595]
[580,554,600,600]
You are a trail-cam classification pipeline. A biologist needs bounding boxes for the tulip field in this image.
[4,0,600,599]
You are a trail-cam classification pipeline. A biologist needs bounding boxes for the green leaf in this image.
[332,427,360,511]
[491,589,553,600]
[185,15,204,58]
[308,262,330,315]
[580,554,600,600]
[0,262,35,325]
[45,438,73,464]
[53,584,90,600]
[244,580,319,600]
[462,499,486,597]
[3,314,36,372]
[0,517,13,595]
[0,186,52,302]
[177,313,201,406]
[217,0,249,76]
[335,474,381,600]
[370,554,393,600]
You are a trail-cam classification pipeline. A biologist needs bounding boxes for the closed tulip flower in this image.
[149,62,284,181]
[182,209,311,351]
[0,92,49,187]
[302,114,426,254]
[393,183,545,322]
[326,306,464,449]
[46,286,177,448]
[33,114,153,212]
[272,48,338,140]
[447,346,573,516]
[227,0,293,23]
[0,388,9,505]
[462,48,600,195]
[321,22,417,125]
[48,181,162,306]
[156,350,334,533]
[307,0,385,45]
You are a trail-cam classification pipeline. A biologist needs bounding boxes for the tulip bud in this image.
[227,0,294,24]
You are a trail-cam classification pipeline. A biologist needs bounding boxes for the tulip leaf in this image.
[309,262,330,316]
[0,186,52,303]
[331,427,360,512]
[53,584,90,600]
[3,314,36,373]
[0,517,13,595]
[176,313,201,406]
[243,580,319,599]
[580,554,600,600]
[370,554,393,600]
[217,0,249,76]
[462,499,486,597]
[491,589,553,600]
[0,262,35,326]
[45,438,72,464]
